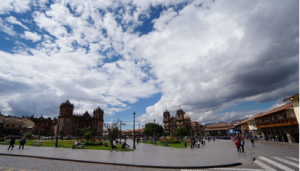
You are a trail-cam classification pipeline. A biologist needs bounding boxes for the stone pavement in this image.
[0,140,252,169]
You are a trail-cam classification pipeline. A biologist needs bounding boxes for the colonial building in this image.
[163,107,206,136]
[30,116,57,136]
[206,123,233,136]
[55,100,104,136]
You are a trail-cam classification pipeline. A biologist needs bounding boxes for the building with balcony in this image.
[254,102,298,143]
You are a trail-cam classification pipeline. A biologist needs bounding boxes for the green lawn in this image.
[141,140,188,148]
[1,140,133,151]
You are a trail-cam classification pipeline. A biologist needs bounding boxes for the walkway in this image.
[0,140,253,169]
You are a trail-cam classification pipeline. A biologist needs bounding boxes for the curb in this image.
[0,153,242,169]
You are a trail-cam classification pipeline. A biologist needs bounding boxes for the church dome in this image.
[184,113,190,120]
[163,109,170,114]
[60,100,74,108]
[177,107,183,112]
[94,107,103,113]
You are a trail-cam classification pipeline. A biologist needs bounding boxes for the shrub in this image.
[159,137,181,143]
[25,133,32,138]
[83,132,92,140]
[79,138,103,146]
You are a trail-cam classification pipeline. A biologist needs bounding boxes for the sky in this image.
[0,0,298,130]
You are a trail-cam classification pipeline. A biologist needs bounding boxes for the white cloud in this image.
[0,0,298,125]
[23,31,42,42]
[0,18,16,36]
[5,16,29,30]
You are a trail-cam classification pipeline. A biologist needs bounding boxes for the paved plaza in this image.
[0,139,298,170]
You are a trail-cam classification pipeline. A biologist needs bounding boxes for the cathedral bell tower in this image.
[163,109,170,132]
[59,100,74,116]
[93,107,104,136]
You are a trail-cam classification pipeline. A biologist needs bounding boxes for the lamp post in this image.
[0,117,4,137]
[133,111,136,149]
[119,121,122,144]
[154,119,156,145]
[138,124,140,137]
[39,124,42,140]
[54,116,60,148]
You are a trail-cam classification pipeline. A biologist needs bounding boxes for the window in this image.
[272,116,275,121]
[75,120,77,123]
[277,115,283,120]
[93,122,95,125]
[288,110,295,117]
[6,125,9,127]
[67,124,69,126]
[11,125,15,127]
[68,119,69,121]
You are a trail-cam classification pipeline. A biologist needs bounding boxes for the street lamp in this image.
[119,121,122,144]
[133,111,136,149]
[154,119,156,145]
[54,116,60,148]
[0,117,5,137]
[138,124,140,137]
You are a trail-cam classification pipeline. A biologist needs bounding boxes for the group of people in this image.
[234,137,255,153]
[7,136,26,150]
[110,139,130,152]
[189,137,205,148]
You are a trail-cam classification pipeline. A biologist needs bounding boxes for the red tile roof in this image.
[253,103,293,119]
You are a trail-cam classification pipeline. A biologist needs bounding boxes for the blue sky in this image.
[0,0,298,130]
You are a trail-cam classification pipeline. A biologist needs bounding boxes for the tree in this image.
[144,123,164,137]
[75,128,85,138]
[59,130,65,140]
[83,131,92,140]
[107,119,120,148]
[174,127,189,137]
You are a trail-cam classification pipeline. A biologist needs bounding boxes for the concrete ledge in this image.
[0,153,241,169]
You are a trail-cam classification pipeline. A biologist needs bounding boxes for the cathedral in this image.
[55,100,104,136]
[163,107,206,137]
[163,107,191,135]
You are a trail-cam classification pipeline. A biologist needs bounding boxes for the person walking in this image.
[201,139,204,147]
[19,137,26,150]
[7,137,15,150]
[203,138,205,146]
[111,139,118,152]
[235,139,241,152]
[250,137,255,147]
[189,138,192,148]
[240,138,245,153]
[197,139,200,148]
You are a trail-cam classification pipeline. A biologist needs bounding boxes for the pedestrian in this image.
[111,139,118,152]
[203,138,205,146]
[72,140,78,149]
[240,138,245,153]
[235,139,241,152]
[19,137,26,150]
[7,137,15,150]
[250,137,255,147]
[189,138,192,148]
[201,139,203,147]
[197,139,200,148]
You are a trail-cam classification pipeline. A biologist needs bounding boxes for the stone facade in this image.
[30,116,57,136]
[163,107,206,136]
[55,100,104,136]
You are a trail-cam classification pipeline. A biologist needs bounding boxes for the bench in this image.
[150,140,155,144]
[162,142,169,146]
[0,140,10,145]
[75,143,85,149]
[32,141,43,146]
